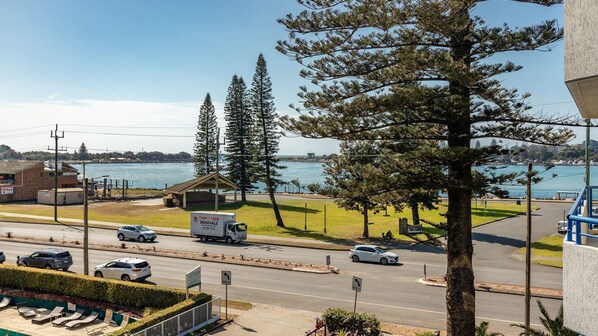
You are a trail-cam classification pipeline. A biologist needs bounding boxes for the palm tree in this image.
[476,321,504,336]
[511,300,576,336]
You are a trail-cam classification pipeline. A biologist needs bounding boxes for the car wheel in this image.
[380,257,388,265]
[226,237,233,244]
[44,265,53,270]
[200,236,208,242]
[118,233,125,241]
[94,271,103,278]
[138,235,146,243]
[351,255,360,262]
[121,274,131,281]
[21,261,28,267]
[62,268,69,271]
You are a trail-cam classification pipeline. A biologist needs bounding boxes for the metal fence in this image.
[131,297,221,336]
[567,186,598,244]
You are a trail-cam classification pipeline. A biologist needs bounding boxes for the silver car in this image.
[117,225,157,243]
[349,245,399,265]
[94,257,151,281]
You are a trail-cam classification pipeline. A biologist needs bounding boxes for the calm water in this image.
[71,162,591,199]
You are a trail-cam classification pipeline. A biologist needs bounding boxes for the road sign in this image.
[221,270,232,285]
[326,255,331,266]
[186,266,201,289]
[352,276,362,293]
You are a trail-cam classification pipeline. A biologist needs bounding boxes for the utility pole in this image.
[83,178,89,275]
[49,124,65,222]
[524,162,532,335]
[215,128,220,212]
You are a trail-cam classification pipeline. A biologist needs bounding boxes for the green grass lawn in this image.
[517,235,563,268]
[0,199,528,242]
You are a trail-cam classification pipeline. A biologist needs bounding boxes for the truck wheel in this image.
[200,236,208,242]
[226,237,233,244]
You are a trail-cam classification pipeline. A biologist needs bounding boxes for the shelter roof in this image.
[0,160,43,174]
[165,173,238,194]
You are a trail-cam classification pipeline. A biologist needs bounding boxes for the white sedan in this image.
[94,257,151,281]
[349,245,399,265]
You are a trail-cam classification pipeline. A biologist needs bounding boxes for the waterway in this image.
[71,162,592,199]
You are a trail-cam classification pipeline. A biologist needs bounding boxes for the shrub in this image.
[0,265,187,309]
[322,307,381,336]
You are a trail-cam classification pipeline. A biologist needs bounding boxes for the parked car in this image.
[349,245,399,265]
[0,250,5,264]
[94,257,151,281]
[19,248,73,271]
[117,225,157,242]
[558,220,568,234]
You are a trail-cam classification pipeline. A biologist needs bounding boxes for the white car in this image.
[94,257,151,281]
[349,245,399,265]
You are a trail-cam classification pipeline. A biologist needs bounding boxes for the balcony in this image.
[564,187,598,335]
[565,0,598,118]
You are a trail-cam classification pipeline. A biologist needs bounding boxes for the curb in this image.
[0,237,340,275]
[418,278,563,300]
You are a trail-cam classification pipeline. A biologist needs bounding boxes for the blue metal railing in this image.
[567,186,598,244]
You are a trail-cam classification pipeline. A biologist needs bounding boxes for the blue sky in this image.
[0,1,583,155]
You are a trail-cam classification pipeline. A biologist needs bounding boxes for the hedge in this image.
[0,265,189,309]
[322,307,381,336]
[110,293,212,336]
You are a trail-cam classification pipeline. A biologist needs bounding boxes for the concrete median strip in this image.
[418,277,562,300]
[0,235,340,275]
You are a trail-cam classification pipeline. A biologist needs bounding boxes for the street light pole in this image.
[524,162,532,335]
[215,128,220,212]
[83,178,89,276]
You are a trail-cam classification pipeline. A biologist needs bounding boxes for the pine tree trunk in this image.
[362,204,369,239]
[410,201,420,225]
[445,3,475,334]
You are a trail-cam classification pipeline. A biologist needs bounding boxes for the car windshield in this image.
[134,261,149,268]
[374,247,386,253]
[236,223,247,232]
[136,226,150,232]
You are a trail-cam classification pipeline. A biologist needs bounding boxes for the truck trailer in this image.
[190,211,247,243]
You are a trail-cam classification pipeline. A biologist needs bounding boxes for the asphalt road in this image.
[0,201,569,334]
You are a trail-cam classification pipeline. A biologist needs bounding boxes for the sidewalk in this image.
[208,304,318,335]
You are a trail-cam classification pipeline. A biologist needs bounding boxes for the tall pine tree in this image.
[278,1,571,334]
[225,75,254,201]
[193,93,219,177]
[78,143,89,161]
[249,54,285,227]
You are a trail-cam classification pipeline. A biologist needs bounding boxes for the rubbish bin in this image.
[516,200,521,205]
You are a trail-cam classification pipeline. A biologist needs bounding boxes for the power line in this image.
[64,130,194,138]
[0,124,54,133]
[0,131,48,139]
[62,123,194,129]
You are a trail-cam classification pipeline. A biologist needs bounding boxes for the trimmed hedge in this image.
[322,307,381,336]
[0,265,188,309]
[110,293,212,336]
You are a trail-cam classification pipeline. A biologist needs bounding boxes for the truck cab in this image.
[226,223,247,243]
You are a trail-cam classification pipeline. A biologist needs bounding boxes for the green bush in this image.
[110,293,212,336]
[322,307,381,336]
[0,265,187,309]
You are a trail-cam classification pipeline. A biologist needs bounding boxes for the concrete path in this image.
[209,304,317,335]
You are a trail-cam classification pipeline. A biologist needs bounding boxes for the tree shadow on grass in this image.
[471,208,526,219]
[277,226,355,246]
[532,241,562,253]
[186,201,320,214]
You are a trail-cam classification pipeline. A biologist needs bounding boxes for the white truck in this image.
[190,212,247,244]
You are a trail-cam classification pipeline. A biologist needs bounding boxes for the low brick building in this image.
[0,160,79,202]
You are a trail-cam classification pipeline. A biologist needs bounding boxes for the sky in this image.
[0,0,585,156]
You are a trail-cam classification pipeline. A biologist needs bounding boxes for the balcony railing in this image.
[566,186,598,244]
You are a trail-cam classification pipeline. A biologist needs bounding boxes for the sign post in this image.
[352,276,362,313]
[326,255,331,270]
[185,266,202,299]
[221,270,232,320]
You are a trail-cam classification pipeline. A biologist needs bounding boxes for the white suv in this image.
[94,257,151,281]
[349,245,399,265]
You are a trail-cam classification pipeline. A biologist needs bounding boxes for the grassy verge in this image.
[0,199,528,242]
[517,235,563,268]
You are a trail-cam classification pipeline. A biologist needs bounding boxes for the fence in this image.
[566,186,598,244]
[131,297,220,336]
